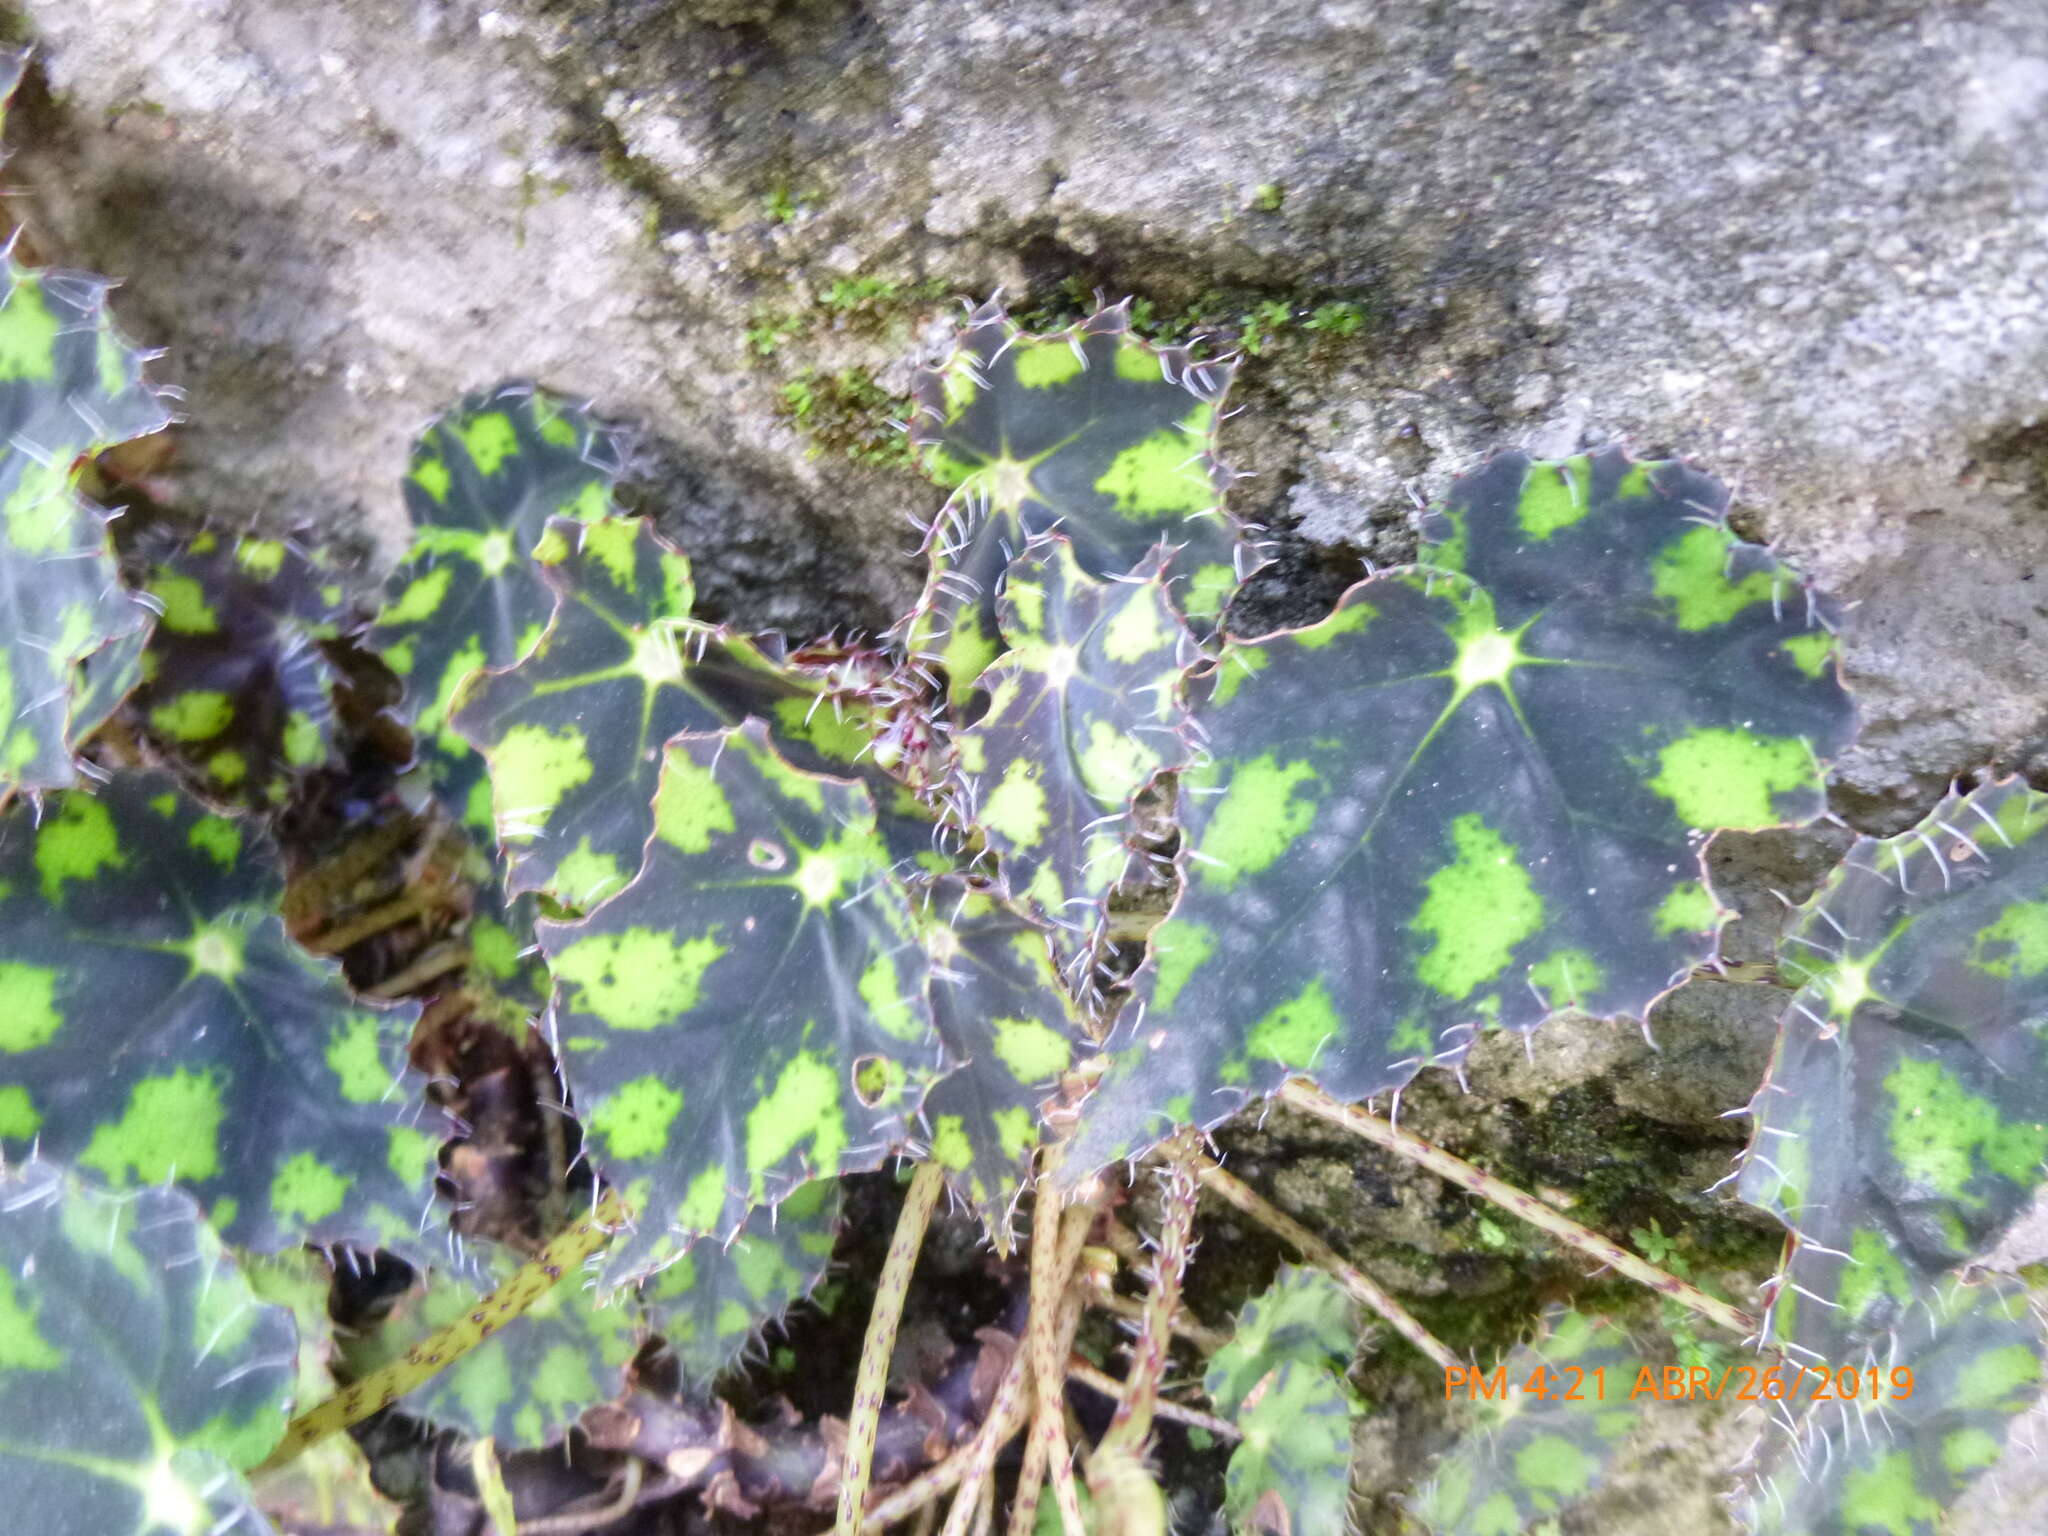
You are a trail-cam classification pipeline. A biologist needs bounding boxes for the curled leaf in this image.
[368,384,628,829]
[955,538,1192,932]
[1738,779,2048,1359]
[1414,1309,1645,1536]
[0,259,171,798]
[129,530,347,808]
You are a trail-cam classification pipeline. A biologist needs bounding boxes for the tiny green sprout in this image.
[1250,182,1286,213]
[746,310,805,357]
[1239,298,1294,355]
[1305,300,1368,336]
[821,275,900,310]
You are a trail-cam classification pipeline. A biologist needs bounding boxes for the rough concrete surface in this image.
[14,0,2048,1528]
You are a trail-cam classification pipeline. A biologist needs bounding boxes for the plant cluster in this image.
[7,55,2048,1536]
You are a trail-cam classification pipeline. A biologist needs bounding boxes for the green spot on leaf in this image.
[1652,524,1783,631]
[36,794,126,902]
[1093,427,1215,518]
[1885,1057,2048,1199]
[0,961,62,1052]
[269,1152,352,1224]
[492,723,595,829]
[551,926,727,1031]
[1515,457,1592,540]
[78,1068,226,1185]
[1246,978,1338,1069]
[587,1074,685,1161]
[990,1015,1073,1081]
[1013,340,1084,388]
[1197,754,1318,889]
[1413,815,1544,1001]
[745,1050,847,1187]
[1648,726,1815,830]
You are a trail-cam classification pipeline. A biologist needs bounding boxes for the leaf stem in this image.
[1278,1079,1755,1340]
[835,1160,945,1536]
[1065,1357,1241,1440]
[1094,1140,1198,1462]
[255,1188,630,1471]
[1009,1161,1087,1536]
[1190,1150,1460,1373]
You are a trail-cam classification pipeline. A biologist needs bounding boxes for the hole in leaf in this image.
[852,1055,897,1108]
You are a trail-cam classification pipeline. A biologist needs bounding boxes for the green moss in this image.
[1009,276,1376,362]
[777,366,913,468]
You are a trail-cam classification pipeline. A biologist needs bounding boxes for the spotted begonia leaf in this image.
[904,302,1245,703]
[449,515,706,908]
[1065,449,1855,1174]
[1737,1280,2043,1536]
[242,1250,401,1534]
[640,1175,842,1383]
[1204,1266,1358,1536]
[0,773,436,1254]
[340,1253,643,1447]
[1413,1309,1646,1536]
[539,720,940,1281]
[956,539,1191,930]
[916,881,1086,1236]
[368,384,627,830]
[129,531,347,808]
[0,1161,296,1536]
[1737,779,2048,1364]
[0,260,171,799]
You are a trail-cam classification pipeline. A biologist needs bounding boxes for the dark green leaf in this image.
[1205,1264,1356,1417]
[956,538,1191,931]
[1413,1309,1645,1536]
[129,531,347,808]
[1068,449,1855,1173]
[1737,1280,2043,1536]
[917,880,1086,1234]
[0,773,436,1254]
[1205,1266,1358,1536]
[449,515,705,908]
[367,384,627,831]
[0,261,171,797]
[340,1251,644,1447]
[639,1175,843,1383]
[904,302,1247,703]
[242,1250,401,1533]
[539,721,940,1280]
[0,1161,296,1536]
[1738,779,2048,1360]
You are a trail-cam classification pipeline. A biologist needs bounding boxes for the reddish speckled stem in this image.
[1094,1140,1198,1462]
[258,1188,630,1471]
[836,1160,945,1536]
[1279,1079,1755,1339]
[1191,1152,1460,1373]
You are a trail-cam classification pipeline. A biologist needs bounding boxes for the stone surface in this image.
[15,0,2048,817]
[15,0,2048,1528]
